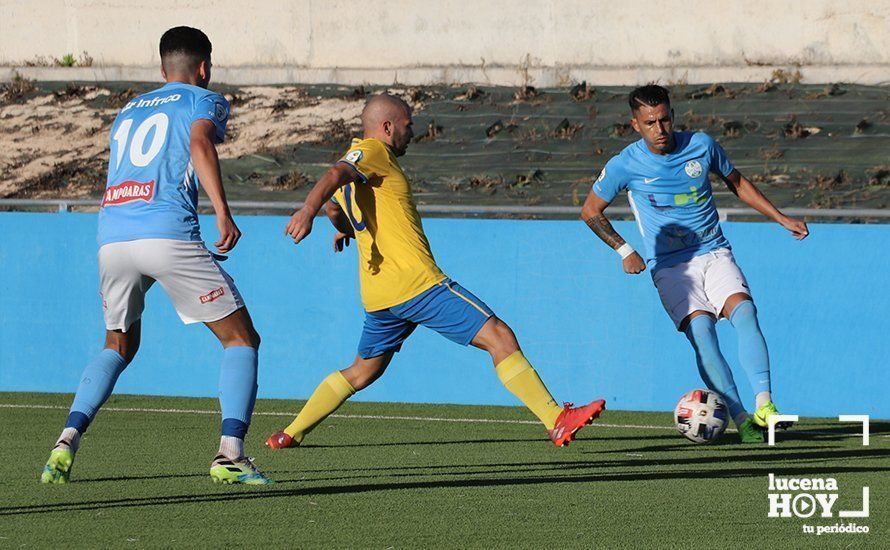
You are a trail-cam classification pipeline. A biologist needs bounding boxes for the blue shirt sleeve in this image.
[705,134,734,177]
[591,157,628,203]
[192,93,230,144]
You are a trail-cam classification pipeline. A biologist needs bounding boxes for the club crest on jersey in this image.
[344,150,363,164]
[102,180,155,206]
[685,160,703,178]
[214,103,227,122]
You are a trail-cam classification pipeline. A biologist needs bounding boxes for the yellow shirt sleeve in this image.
[338,139,390,183]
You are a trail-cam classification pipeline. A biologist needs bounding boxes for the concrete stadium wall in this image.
[1,0,889,85]
[1,212,887,419]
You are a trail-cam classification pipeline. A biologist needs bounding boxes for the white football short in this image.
[98,239,244,331]
[651,248,751,331]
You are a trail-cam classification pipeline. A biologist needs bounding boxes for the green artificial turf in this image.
[1,392,886,548]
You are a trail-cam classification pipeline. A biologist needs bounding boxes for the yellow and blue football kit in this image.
[332,137,446,311]
[332,138,493,358]
[358,278,494,358]
[273,137,605,447]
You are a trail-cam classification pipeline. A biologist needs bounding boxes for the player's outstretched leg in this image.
[41,326,139,484]
[267,353,392,449]
[206,309,272,484]
[473,318,605,447]
[683,313,763,443]
[725,298,790,430]
[266,371,356,449]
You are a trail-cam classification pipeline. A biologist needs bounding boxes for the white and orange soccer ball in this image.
[674,389,728,443]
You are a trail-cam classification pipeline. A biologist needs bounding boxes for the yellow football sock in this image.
[495,351,562,429]
[284,371,356,443]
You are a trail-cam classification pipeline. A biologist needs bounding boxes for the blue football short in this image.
[357,278,494,359]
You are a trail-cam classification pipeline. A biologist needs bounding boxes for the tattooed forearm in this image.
[584,214,626,250]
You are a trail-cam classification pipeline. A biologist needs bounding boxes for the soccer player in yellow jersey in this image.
[267,94,604,449]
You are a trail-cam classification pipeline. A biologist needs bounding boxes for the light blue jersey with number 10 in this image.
[97,82,229,247]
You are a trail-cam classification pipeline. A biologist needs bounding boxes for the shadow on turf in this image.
[70,471,295,484]
[594,421,890,453]
[8,448,889,516]
[298,448,890,484]
[772,422,890,440]
[299,433,687,448]
[300,436,549,448]
[298,422,890,449]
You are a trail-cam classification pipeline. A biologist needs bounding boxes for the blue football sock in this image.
[729,300,772,396]
[218,346,258,439]
[66,349,128,432]
[684,315,746,419]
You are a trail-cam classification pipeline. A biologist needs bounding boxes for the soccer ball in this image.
[674,389,728,443]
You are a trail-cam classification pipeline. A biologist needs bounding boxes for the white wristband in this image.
[616,243,635,259]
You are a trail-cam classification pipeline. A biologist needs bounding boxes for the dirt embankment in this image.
[0,82,366,199]
[1,79,888,211]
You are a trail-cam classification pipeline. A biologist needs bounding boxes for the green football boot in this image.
[209,455,274,485]
[752,401,793,430]
[738,417,765,444]
[40,448,74,484]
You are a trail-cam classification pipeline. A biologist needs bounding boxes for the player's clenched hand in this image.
[780,216,809,240]
[333,232,351,253]
[623,252,646,275]
[285,208,314,245]
[215,213,241,253]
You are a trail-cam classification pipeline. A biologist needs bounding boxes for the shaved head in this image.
[361,94,410,132]
[361,94,414,156]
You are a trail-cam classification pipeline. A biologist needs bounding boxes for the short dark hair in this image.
[629,85,671,113]
[159,26,212,72]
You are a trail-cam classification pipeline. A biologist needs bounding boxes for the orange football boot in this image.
[549,399,606,447]
[265,431,299,449]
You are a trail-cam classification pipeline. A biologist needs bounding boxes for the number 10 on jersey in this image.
[112,113,170,169]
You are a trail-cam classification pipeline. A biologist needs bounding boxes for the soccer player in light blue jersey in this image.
[581,85,809,443]
[40,27,271,484]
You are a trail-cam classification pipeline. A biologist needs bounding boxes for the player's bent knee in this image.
[342,357,388,391]
[238,326,261,349]
[109,345,139,366]
[360,368,387,390]
[208,308,261,349]
[491,318,520,352]
[349,376,371,391]
[722,293,753,318]
[342,368,373,391]
[105,328,140,365]
[472,318,520,361]
[247,328,261,349]
[216,328,256,349]
[109,339,139,364]
[679,310,714,333]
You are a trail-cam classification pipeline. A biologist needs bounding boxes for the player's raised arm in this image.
[285,162,356,245]
[722,169,809,240]
[580,189,646,274]
[190,118,240,253]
